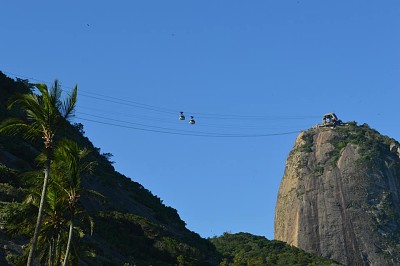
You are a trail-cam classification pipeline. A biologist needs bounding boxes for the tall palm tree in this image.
[0,80,77,266]
[52,139,96,266]
[34,184,68,266]
[20,145,94,266]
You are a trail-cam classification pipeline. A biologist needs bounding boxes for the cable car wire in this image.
[3,70,320,121]
[77,111,300,136]
[3,70,318,137]
[77,111,241,135]
[76,116,302,138]
[78,106,305,131]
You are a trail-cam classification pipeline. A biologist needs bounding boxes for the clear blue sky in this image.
[1,1,399,240]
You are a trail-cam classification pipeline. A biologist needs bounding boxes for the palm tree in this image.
[35,184,68,266]
[3,168,69,265]
[52,139,97,266]
[20,147,94,266]
[0,80,77,266]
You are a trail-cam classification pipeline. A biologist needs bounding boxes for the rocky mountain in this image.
[274,123,400,265]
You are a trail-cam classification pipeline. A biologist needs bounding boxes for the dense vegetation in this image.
[0,71,342,265]
[210,233,341,266]
[299,122,400,167]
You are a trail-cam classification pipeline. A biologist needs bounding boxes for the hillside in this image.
[0,71,342,265]
[0,72,218,265]
[210,232,341,265]
[275,123,400,265]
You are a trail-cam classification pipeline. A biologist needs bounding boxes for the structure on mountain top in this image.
[314,113,344,128]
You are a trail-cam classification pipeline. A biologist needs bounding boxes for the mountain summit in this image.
[274,122,400,265]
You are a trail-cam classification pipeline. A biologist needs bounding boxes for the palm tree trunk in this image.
[55,234,61,266]
[50,237,55,266]
[27,157,51,266]
[48,240,53,266]
[62,218,74,266]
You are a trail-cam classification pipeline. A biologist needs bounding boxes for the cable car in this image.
[179,112,185,120]
[189,116,195,125]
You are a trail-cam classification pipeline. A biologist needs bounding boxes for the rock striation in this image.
[274,123,400,266]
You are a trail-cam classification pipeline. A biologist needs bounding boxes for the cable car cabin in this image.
[179,112,185,120]
[189,116,195,125]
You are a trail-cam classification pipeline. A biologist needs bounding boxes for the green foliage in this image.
[116,172,186,227]
[210,232,341,266]
[299,132,314,153]
[330,122,399,168]
[312,166,324,176]
[0,164,19,184]
[0,72,32,121]
[0,201,36,237]
[0,183,23,202]
[0,136,38,171]
[93,211,213,265]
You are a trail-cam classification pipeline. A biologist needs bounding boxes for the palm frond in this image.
[22,170,44,186]
[46,184,68,213]
[50,80,62,111]
[34,151,47,167]
[9,92,46,124]
[61,85,77,119]
[0,118,29,136]
[24,191,41,207]
[82,189,107,204]
[5,92,47,142]
[83,189,106,200]
[53,139,94,188]
[23,122,42,142]
[18,94,45,122]
[35,83,52,116]
[88,215,94,236]
[34,83,49,99]
[35,82,64,133]
[80,250,96,258]
[74,210,95,236]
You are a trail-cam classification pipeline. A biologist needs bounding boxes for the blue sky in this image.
[1,1,399,240]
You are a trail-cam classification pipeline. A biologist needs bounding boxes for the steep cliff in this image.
[274,123,400,265]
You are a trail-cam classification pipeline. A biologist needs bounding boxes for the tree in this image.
[52,139,96,266]
[8,141,95,266]
[0,80,77,266]
[32,184,68,266]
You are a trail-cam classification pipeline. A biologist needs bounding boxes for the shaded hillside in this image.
[275,124,400,265]
[210,232,341,266]
[0,71,218,265]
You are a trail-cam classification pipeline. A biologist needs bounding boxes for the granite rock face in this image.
[274,124,400,266]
